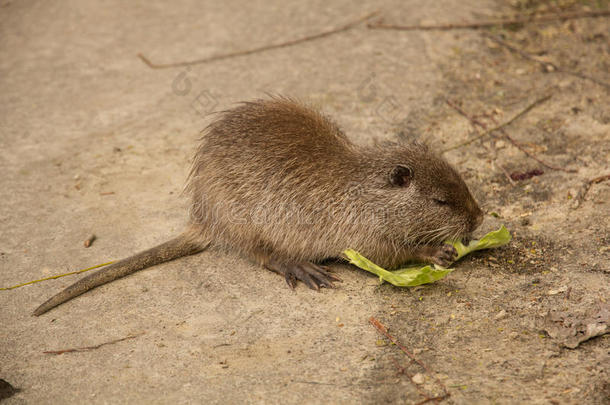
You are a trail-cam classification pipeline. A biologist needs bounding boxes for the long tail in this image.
[33,229,209,316]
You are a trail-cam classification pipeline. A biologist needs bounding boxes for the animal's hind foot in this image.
[266,260,341,290]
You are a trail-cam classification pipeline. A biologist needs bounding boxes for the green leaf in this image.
[343,225,511,287]
[447,225,512,260]
[343,249,452,287]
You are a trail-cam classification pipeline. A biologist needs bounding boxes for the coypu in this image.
[33,96,483,316]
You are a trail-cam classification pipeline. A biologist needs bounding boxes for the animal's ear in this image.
[389,165,413,187]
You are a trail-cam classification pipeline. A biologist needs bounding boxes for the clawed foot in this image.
[266,261,342,290]
[430,244,457,267]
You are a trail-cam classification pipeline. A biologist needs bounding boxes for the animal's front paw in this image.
[430,244,457,267]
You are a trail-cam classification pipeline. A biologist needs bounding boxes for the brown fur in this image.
[33,96,483,316]
[185,96,482,268]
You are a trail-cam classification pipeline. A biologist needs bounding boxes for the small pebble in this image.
[84,234,96,248]
[547,286,568,295]
[411,373,425,384]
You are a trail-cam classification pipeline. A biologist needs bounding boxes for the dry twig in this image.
[500,131,576,172]
[572,173,610,209]
[445,99,487,128]
[588,174,610,187]
[367,9,610,31]
[389,357,433,399]
[445,99,516,183]
[442,95,551,153]
[43,332,144,355]
[0,261,115,291]
[483,33,610,89]
[416,397,450,405]
[369,317,449,403]
[139,11,378,69]
[445,97,576,173]
[496,162,517,185]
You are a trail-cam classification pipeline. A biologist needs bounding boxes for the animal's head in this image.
[371,143,483,245]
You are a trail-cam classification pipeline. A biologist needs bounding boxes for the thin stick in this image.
[0,261,116,291]
[589,173,610,185]
[496,162,517,185]
[445,99,488,128]
[369,317,449,400]
[139,11,379,69]
[367,9,610,31]
[500,130,576,172]
[483,33,610,89]
[445,100,513,180]
[390,357,432,400]
[445,98,575,172]
[43,332,144,355]
[572,173,610,208]
[415,396,451,405]
[442,95,551,153]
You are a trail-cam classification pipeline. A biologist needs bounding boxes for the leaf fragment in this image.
[344,225,512,287]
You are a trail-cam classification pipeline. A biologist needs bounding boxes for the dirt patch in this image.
[364,1,609,403]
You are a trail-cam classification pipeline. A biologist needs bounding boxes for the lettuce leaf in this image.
[448,225,512,260]
[343,249,452,287]
[343,225,511,287]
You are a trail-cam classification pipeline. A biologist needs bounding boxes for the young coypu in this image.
[33,96,483,316]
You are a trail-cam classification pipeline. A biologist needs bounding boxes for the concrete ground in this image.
[1,0,608,403]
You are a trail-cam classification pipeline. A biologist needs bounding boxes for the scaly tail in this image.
[33,228,209,316]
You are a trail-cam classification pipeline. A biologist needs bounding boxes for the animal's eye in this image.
[389,165,413,187]
[433,198,449,206]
